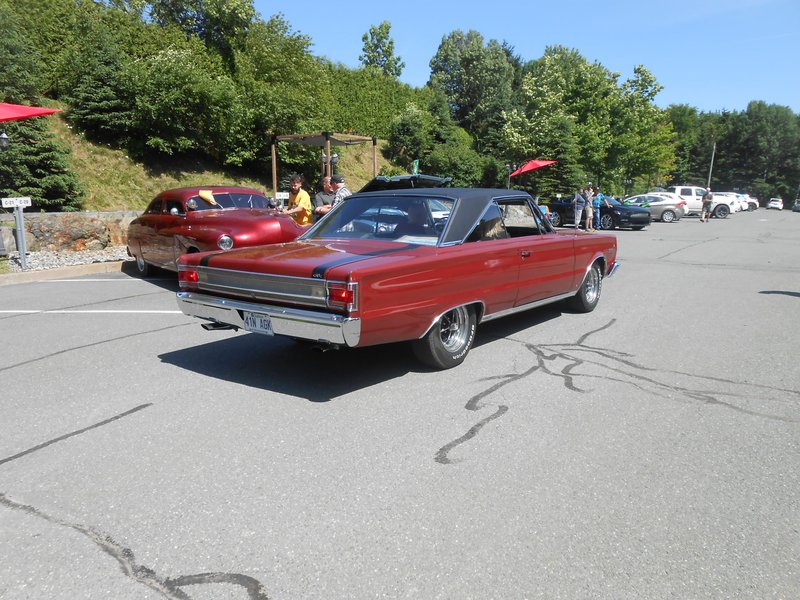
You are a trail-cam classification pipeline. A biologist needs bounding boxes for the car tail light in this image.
[178,268,199,291]
[327,281,358,312]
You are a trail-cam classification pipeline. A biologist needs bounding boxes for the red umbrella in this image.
[0,102,61,122]
[510,159,556,177]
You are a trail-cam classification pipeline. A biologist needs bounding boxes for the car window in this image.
[309,195,449,246]
[465,202,509,243]
[144,199,162,215]
[189,192,269,210]
[165,200,184,215]
[497,198,552,236]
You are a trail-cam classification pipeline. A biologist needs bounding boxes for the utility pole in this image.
[707,141,716,188]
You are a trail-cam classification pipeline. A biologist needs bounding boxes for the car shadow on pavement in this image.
[158,334,419,401]
[158,304,568,401]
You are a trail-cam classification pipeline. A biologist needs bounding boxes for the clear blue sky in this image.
[253,0,799,114]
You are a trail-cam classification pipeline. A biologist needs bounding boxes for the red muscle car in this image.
[127,186,306,276]
[176,188,619,369]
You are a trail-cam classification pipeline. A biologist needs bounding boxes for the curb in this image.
[0,260,131,287]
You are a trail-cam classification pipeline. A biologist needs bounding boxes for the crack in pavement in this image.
[436,318,799,464]
[0,322,193,374]
[0,493,271,600]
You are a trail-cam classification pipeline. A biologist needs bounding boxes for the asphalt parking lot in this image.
[1,210,798,599]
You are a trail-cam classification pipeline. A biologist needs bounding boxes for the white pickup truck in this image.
[667,185,735,218]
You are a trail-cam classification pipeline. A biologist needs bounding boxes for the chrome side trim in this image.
[176,291,361,347]
[481,291,577,323]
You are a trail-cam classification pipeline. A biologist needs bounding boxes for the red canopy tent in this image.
[0,102,61,122]
[510,159,556,177]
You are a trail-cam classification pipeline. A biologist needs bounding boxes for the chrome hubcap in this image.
[439,306,469,352]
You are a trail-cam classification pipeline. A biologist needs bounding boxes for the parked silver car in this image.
[623,194,685,223]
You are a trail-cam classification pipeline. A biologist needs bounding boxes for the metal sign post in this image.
[2,196,31,270]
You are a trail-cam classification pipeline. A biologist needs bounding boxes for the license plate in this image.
[243,311,274,336]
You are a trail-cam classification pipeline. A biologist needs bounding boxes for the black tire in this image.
[714,204,730,218]
[413,305,476,370]
[567,263,602,313]
[134,254,151,277]
[549,211,562,227]
[661,209,676,223]
[599,214,615,230]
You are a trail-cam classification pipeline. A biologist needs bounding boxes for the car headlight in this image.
[217,235,234,250]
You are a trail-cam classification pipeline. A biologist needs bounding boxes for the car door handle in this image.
[520,250,531,258]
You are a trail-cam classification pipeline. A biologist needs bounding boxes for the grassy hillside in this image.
[49,115,392,212]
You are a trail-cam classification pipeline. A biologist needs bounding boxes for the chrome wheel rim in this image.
[136,255,146,272]
[585,268,601,304]
[439,306,469,353]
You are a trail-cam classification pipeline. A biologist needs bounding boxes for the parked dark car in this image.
[127,186,306,276]
[546,197,651,230]
[358,174,452,193]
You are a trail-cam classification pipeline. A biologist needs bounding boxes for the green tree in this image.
[146,0,256,66]
[0,119,84,211]
[428,30,515,150]
[359,21,404,78]
[0,2,83,210]
[0,1,43,102]
[123,38,236,158]
[61,9,133,144]
[231,16,330,170]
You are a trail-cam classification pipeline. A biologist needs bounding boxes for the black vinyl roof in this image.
[351,188,535,245]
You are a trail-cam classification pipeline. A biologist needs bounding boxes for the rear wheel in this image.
[714,204,730,218]
[661,209,676,223]
[134,254,151,277]
[549,211,562,227]
[567,263,602,313]
[413,305,476,370]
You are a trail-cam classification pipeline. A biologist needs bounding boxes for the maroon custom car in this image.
[176,188,618,369]
[126,186,306,276]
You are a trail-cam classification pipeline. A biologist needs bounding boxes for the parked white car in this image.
[767,198,784,210]
[666,185,735,218]
[742,194,759,211]
[714,192,748,212]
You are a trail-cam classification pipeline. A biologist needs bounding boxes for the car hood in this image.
[183,239,428,279]
[187,208,279,221]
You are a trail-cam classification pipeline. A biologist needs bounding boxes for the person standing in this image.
[315,174,353,218]
[572,186,586,229]
[312,176,336,221]
[282,174,313,225]
[584,185,595,231]
[701,187,714,222]
[593,185,610,230]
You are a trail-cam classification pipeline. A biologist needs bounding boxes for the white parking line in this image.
[45,278,173,282]
[0,310,182,314]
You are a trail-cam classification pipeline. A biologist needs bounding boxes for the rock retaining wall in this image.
[0,211,138,253]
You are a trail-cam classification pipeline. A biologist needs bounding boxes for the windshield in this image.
[304,195,454,246]
[191,192,270,210]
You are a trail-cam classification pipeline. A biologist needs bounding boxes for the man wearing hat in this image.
[317,174,352,216]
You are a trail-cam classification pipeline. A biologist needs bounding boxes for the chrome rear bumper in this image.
[176,291,361,347]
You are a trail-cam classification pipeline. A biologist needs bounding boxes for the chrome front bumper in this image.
[176,291,361,347]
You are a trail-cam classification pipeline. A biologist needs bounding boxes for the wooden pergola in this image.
[271,132,378,193]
